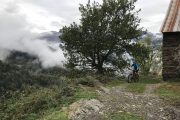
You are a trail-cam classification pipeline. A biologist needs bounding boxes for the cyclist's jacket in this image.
[132,63,139,70]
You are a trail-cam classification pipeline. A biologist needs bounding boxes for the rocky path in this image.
[68,84,180,120]
[98,85,180,120]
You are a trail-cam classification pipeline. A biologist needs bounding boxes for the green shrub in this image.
[76,76,96,87]
[74,88,97,100]
[96,75,111,83]
[0,61,70,97]
[0,85,75,120]
[154,83,180,103]
[104,78,125,87]
[61,86,75,97]
[126,83,146,93]
[39,110,68,120]
[101,111,142,120]
[138,75,162,84]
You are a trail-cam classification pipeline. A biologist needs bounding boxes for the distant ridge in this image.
[38,31,61,43]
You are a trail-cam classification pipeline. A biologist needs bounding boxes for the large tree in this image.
[60,0,142,73]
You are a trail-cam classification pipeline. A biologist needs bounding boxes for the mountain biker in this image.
[131,61,139,76]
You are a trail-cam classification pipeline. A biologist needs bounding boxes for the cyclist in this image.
[131,60,139,77]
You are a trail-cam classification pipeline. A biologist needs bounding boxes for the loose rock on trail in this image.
[68,84,180,120]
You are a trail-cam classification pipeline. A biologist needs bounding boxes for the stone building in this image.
[161,0,180,80]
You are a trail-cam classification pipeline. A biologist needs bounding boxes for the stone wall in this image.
[162,32,180,80]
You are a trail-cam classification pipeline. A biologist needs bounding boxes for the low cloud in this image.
[0,2,65,68]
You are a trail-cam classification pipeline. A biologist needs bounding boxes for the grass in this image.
[39,109,68,120]
[105,78,125,87]
[1,87,63,120]
[104,75,162,87]
[138,75,162,84]
[101,111,143,120]
[154,83,180,104]
[74,87,97,100]
[0,85,98,120]
[0,61,89,120]
[1,63,178,120]
[37,87,97,120]
[103,75,162,94]
[165,78,180,82]
[125,83,146,93]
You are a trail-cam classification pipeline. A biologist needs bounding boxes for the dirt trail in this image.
[98,84,180,120]
[68,84,180,120]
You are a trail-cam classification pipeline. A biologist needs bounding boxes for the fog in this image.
[0,3,65,68]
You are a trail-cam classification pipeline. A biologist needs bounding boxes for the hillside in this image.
[0,51,180,120]
[0,51,70,120]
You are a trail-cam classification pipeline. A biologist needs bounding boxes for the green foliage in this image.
[130,35,162,75]
[1,85,97,120]
[24,86,98,119]
[137,35,152,74]
[103,75,162,88]
[154,83,180,102]
[61,86,75,97]
[131,43,150,74]
[60,0,142,73]
[0,60,75,120]
[74,88,97,100]
[101,111,142,120]
[0,60,98,120]
[104,77,125,87]
[95,74,119,83]
[0,61,29,92]
[125,83,145,93]
[0,85,75,120]
[64,69,89,78]
[138,75,161,84]
[0,60,70,97]
[39,110,68,120]
[41,67,69,77]
[76,76,96,87]
[165,78,180,82]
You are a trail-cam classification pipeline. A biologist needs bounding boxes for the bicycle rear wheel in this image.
[127,74,133,83]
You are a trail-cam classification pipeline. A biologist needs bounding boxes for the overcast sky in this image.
[0,0,170,33]
[0,0,170,67]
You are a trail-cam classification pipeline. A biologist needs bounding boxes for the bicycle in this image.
[127,70,139,83]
